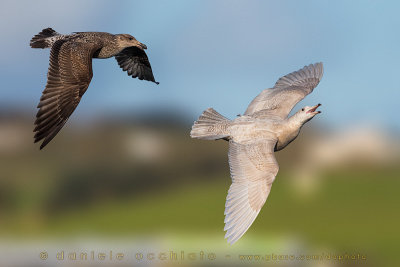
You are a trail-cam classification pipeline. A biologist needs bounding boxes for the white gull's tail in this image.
[190,108,230,140]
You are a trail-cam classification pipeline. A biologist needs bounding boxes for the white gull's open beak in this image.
[307,103,321,114]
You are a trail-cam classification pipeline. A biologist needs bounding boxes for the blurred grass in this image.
[2,168,399,260]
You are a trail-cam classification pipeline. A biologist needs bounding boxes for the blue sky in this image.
[1,0,399,130]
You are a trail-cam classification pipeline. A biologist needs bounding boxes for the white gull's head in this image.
[294,103,322,124]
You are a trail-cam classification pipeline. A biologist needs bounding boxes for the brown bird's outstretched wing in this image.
[115,46,159,84]
[224,138,279,244]
[244,63,323,119]
[34,39,102,149]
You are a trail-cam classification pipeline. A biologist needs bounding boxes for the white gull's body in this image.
[190,63,324,244]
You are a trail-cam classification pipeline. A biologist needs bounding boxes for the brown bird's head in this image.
[115,34,147,50]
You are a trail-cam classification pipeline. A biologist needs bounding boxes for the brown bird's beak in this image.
[139,42,147,50]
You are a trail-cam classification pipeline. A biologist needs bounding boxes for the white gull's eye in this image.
[301,108,304,111]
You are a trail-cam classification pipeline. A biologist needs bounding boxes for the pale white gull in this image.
[190,62,324,244]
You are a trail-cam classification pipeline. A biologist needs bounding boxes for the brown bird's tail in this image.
[30,28,60,48]
[190,108,230,140]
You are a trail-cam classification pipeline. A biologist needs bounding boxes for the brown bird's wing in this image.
[244,63,323,119]
[224,138,279,244]
[34,39,101,149]
[115,46,159,84]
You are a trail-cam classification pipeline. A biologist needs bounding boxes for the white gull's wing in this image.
[244,62,323,119]
[224,139,279,244]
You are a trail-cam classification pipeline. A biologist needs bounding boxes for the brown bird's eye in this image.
[129,37,133,40]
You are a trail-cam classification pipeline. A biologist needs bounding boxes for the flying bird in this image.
[30,28,159,149]
[190,63,324,244]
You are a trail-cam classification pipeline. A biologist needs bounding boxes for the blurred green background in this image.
[1,0,400,266]
[0,114,399,266]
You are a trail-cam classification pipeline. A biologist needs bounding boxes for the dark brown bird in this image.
[30,28,159,149]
